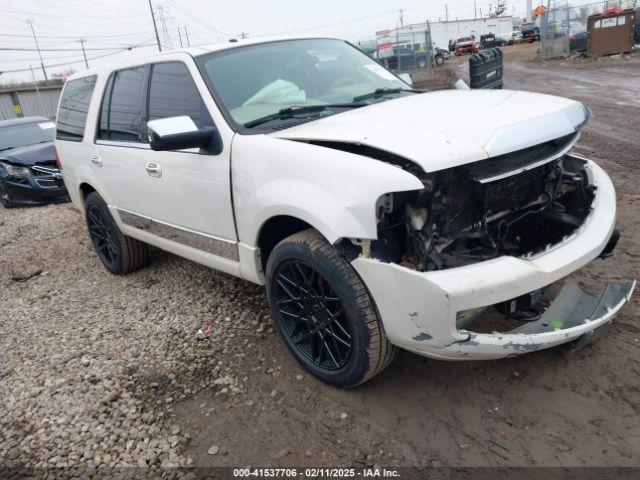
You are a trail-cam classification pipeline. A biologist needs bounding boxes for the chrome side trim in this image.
[115,207,239,261]
[96,140,151,150]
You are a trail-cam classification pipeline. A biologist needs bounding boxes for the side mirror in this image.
[454,79,471,90]
[147,116,217,152]
[398,73,413,86]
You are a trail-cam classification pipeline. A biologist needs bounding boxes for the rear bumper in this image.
[0,176,69,206]
[352,159,635,360]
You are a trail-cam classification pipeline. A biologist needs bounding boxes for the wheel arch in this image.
[79,182,97,206]
[256,214,318,271]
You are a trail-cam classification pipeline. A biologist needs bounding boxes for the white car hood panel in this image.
[272,90,588,172]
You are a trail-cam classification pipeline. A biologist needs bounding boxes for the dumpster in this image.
[587,8,636,56]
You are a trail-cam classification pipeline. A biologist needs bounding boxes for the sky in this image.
[0,0,531,84]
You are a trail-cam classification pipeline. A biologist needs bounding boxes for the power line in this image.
[163,0,230,36]
[0,6,148,20]
[1,53,90,63]
[251,8,406,38]
[1,39,158,74]
[31,0,146,18]
[0,31,155,39]
[1,46,145,52]
[4,20,148,32]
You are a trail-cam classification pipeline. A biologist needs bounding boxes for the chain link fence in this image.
[356,28,438,74]
[540,0,638,58]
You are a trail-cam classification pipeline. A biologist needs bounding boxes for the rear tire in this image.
[265,229,396,387]
[84,192,149,275]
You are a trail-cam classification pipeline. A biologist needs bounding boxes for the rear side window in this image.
[56,75,97,141]
[99,66,146,142]
[148,62,211,128]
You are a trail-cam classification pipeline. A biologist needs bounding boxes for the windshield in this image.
[0,121,55,152]
[198,39,409,128]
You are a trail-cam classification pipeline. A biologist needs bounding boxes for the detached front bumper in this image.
[352,159,636,360]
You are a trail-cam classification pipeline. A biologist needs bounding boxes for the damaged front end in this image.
[455,278,635,356]
[0,160,69,207]
[374,140,600,271]
[349,138,635,359]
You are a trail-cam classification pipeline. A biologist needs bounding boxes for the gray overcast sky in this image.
[0,0,530,83]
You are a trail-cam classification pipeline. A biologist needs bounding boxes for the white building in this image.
[0,82,62,120]
[385,16,515,51]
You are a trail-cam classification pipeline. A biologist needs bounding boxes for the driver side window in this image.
[147,62,212,130]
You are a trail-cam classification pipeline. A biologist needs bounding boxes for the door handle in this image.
[90,154,103,167]
[145,162,162,178]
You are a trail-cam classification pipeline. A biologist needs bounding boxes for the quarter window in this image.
[99,66,146,142]
[148,62,211,128]
[56,75,97,141]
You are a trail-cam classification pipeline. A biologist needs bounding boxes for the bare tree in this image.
[490,0,508,16]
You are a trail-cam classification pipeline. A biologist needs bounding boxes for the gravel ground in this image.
[1,43,639,475]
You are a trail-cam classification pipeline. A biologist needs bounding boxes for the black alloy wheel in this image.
[87,203,118,269]
[83,192,150,275]
[265,229,396,387]
[274,260,353,370]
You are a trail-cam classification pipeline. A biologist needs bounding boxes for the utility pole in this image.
[445,4,449,22]
[158,5,172,49]
[26,20,47,81]
[29,65,46,114]
[177,27,183,47]
[78,39,89,68]
[184,27,190,46]
[474,2,477,18]
[398,9,405,27]
[148,0,162,52]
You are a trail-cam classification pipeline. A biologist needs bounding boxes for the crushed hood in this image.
[0,141,56,166]
[271,90,588,172]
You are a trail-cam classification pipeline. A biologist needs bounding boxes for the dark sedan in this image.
[0,116,69,207]
[570,30,588,52]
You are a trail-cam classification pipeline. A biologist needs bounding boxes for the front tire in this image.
[84,192,150,275]
[265,229,396,387]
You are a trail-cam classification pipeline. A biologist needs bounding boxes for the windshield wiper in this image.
[244,103,366,128]
[353,87,422,103]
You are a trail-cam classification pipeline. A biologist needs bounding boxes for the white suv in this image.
[55,37,634,387]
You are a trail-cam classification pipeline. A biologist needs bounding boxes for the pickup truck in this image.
[521,23,541,42]
[376,46,448,70]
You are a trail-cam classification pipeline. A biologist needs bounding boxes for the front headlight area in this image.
[371,154,596,273]
[1,162,32,178]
